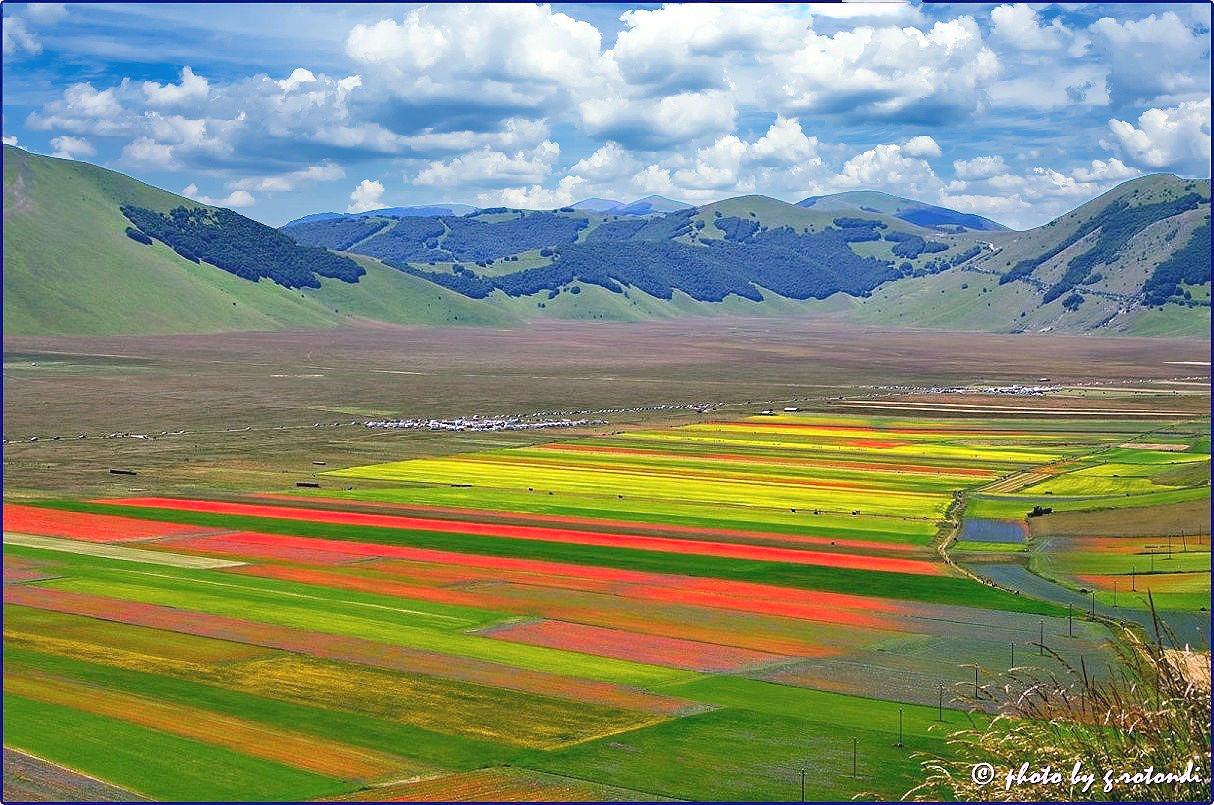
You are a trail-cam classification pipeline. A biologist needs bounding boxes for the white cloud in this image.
[673,135,752,191]
[943,158,1150,227]
[989,5,1072,51]
[49,135,95,159]
[26,4,68,24]
[985,166,1095,201]
[938,192,1030,217]
[631,164,677,196]
[903,135,941,158]
[414,141,559,187]
[1070,157,1138,183]
[987,65,1109,110]
[346,4,605,131]
[771,17,1000,122]
[120,137,178,169]
[822,143,944,197]
[1104,98,1211,173]
[26,67,386,172]
[807,2,924,24]
[346,178,386,213]
[512,117,826,205]
[181,183,255,208]
[579,89,737,147]
[2,17,41,57]
[1089,12,1209,106]
[3,135,20,147]
[953,155,1007,180]
[8,1,1208,221]
[607,4,803,93]
[751,116,820,164]
[350,5,602,82]
[568,142,638,182]
[27,82,125,134]
[136,112,238,165]
[670,117,822,192]
[229,163,345,192]
[276,68,318,92]
[142,66,209,107]
[487,175,587,209]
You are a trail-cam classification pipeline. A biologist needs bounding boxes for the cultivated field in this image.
[3,323,1209,801]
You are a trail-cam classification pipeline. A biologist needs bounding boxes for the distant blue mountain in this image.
[797,190,1008,231]
[567,195,692,216]
[571,197,624,212]
[285,203,478,226]
[617,195,693,215]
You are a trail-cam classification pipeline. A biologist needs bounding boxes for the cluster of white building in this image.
[362,416,606,432]
[875,383,1056,396]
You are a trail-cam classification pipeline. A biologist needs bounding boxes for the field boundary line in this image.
[2,747,149,802]
[2,533,247,569]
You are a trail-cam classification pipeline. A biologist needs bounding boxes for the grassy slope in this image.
[5,146,1208,336]
[2,145,343,335]
[306,255,517,327]
[825,176,1211,336]
[2,146,511,335]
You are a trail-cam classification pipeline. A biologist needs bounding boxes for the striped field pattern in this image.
[4,412,1206,800]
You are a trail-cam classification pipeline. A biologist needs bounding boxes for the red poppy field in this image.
[4,411,1208,800]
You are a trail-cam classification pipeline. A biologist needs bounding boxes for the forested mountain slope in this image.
[4,145,1208,337]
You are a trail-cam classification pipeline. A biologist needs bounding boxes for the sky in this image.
[2,2,1210,229]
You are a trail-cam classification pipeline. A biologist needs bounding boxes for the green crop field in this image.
[4,406,1207,800]
[5,10,1213,799]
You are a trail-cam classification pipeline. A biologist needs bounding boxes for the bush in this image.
[1003,193,1205,301]
[1142,221,1211,305]
[282,217,391,251]
[122,205,364,288]
[833,217,887,229]
[715,216,760,242]
[905,605,1211,802]
[584,219,649,242]
[124,226,153,245]
[887,232,947,258]
[443,212,586,261]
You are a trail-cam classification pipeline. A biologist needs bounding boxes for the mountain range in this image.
[796,190,1008,232]
[4,144,1209,338]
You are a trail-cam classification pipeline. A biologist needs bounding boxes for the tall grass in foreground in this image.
[905,603,1211,802]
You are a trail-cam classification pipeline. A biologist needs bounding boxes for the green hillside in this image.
[2,146,509,335]
[4,146,1209,337]
[797,190,1009,232]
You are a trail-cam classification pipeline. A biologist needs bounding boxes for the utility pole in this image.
[974,666,980,699]
[1010,641,1015,668]
[800,768,805,802]
[1131,566,1136,592]
[897,708,904,748]
[938,684,944,721]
